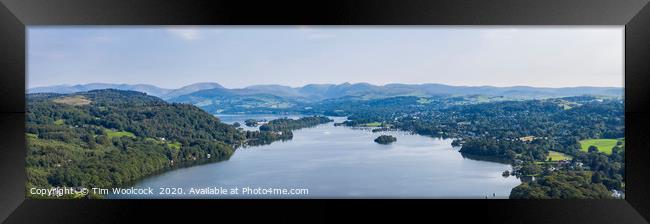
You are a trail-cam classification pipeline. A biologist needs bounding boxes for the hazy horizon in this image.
[28,26,624,89]
[28,81,623,90]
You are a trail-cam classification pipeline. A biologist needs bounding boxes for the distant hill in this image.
[244,85,304,98]
[29,83,173,97]
[31,82,623,113]
[167,82,621,111]
[160,82,225,99]
[25,89,245,192]
[28,82,225,99]
[379,84,623,99]
[168,87,301,113]
[175,82,622,101]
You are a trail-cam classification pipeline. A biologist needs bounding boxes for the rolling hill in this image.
[25,89,246,193]
[31,82,623,114]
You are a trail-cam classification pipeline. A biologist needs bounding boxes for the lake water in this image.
[109,115,520,199]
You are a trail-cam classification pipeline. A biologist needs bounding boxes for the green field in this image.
[105,129,136,139]
[53,119,65,125]
[361,122,382,127]
[547,150,572,161]
[167,141,181,150]
[145,137,181,149]
[52,95,92,106]
[579,138,623,155]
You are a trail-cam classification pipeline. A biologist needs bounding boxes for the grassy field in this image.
[580,138,623,155]
[361,122,382,127]
[52,95,92,106]
[145,137,181,149]
[105,129,136,139]
[547,150,572,161]
[54,119,65,125]
[167,141,181,150]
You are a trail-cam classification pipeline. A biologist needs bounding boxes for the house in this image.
[519,136,535,142]
[611,190,624,199]
[557,160,570,166]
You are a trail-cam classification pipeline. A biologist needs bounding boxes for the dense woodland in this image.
[314,95,625,199]
[27,88,625,199]
[374,135,397,144]
[25,90,327,198]
[245,116,332,145]
[259,116,332,132]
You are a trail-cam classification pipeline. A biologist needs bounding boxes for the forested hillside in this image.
[26,87,626,199]
[328,95,625,198]
[26,89,248,196]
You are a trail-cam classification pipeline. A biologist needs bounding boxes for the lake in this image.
[108,115,521,199]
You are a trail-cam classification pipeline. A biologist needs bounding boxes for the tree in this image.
[96,135,110,145]
[592,172,603,184]
[519,162,542,176]
[510,171,612,199]
[588,145,599,153]
[245,119,258,127]
[374,135,397,144]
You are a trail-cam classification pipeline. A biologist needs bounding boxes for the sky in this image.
[28,26,624,89]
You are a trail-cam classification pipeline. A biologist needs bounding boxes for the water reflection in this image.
[109,115,520,199]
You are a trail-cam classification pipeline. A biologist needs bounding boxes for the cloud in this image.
[166,27,202,40]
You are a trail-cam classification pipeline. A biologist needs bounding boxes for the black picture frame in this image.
[1,0,649,223]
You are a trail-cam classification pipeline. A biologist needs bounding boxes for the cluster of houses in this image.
[518,136,536,142]
[511,157,584,178]
[545,160,584,172]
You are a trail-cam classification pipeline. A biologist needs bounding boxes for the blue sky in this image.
[28,26,623,89]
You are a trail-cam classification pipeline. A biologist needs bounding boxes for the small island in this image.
[371,127,390,133]
[245,119,260,127]
[259,116,332,132]
[374,135,397,144]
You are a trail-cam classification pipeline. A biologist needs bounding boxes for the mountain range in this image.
[28,82,226,100]
[29,82,623,114]
[29,82,623,101]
